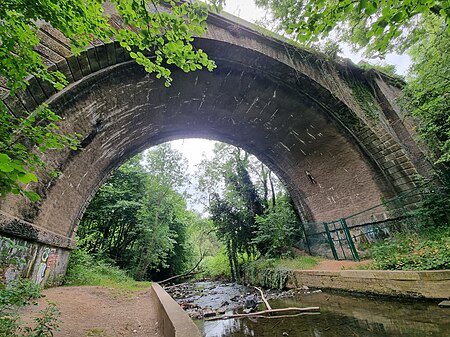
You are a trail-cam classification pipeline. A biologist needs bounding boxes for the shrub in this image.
[64,249,150,290]
[369,227,450,270]
[0,275,60,337]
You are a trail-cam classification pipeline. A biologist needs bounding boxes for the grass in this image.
[273,256,323,270]
[248,255,323,271]
[64,249,151,292]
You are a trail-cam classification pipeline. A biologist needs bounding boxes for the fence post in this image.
[340,218,360,261]
[324,222,339,260]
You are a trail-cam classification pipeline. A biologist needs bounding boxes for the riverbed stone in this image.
[438,301,450,308]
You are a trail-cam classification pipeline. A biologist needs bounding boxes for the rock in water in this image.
[438,300,450,308]
[244,293,258,311]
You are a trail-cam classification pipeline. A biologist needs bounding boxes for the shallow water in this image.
[196,290,449,337]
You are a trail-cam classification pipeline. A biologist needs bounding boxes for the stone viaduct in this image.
[0,8,432,284]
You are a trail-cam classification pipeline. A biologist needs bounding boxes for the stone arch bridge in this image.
[0,9,431,284]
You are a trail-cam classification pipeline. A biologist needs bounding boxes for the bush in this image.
[199,247,231,280]
[0,278,60,337]
[369,227,450,270]
[64,249,150,290]
[253,196,303,258]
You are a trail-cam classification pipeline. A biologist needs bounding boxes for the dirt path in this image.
[311,259,372,270]
[21,286,162,337]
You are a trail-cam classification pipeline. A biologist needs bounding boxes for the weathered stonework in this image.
[0,7,433,284]
[0,235,70,286]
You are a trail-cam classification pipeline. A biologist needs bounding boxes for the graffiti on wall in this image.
[36,248,58,284]
[0,236,29,282]
[1,235,67,286]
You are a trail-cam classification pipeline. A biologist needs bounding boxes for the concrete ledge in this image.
[287,269,450,299]
[150,283,201,337]
[0,211,76,249]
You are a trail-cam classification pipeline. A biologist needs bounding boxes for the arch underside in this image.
[1,45,398,239]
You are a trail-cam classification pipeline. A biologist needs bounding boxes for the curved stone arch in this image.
[0,11,429,251]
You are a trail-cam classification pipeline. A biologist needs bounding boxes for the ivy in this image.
[347,81,380,120]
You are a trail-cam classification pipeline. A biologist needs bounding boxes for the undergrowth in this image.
[242,256,322,289]
[199,247,232,280]
[64,249,151,291]
[367,227,450,270]
[1,237,60,337]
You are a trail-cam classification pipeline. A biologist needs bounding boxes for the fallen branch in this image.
[260,312,320,319]
[254,286,272,310]
[160,254,204,285]
[160,270,203,285]
[205,306,320,321]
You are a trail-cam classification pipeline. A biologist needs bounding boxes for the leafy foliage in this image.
[399,17,450,165]
[77,144,193,281]
[369,228,450,270]
[200,246,232,279]
[196,143,305,281]
[253,195,303,258]
[0,102,79,201]
[0,0,215,200]
[255,0,450,55]
[1,238,60,337]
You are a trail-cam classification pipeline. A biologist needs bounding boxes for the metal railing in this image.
[296,179,446,260]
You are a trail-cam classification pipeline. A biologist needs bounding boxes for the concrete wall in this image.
[287,269,450,299]
[150,283,202,337]
[0,235,70,286]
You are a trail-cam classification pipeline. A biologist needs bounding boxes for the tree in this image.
[77,143,193,281]
[0,0,215,200]
[196,142,303,280]
[253,194,303,258]
[254,0,450,55]
[77,155,148,260]
[143,142,190,196]
[399,16,450,165]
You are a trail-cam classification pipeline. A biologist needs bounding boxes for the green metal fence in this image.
[296,179,445,261]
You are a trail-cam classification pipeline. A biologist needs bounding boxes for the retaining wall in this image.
[150,283,202,337]
[287,269,450,299]
[0,235,70,286]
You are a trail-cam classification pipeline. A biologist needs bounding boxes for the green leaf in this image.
[0,153,11,163]
[18,173,38,184]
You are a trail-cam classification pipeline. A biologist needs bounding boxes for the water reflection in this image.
[196,291,449,337]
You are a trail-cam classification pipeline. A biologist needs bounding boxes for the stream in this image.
[165,281,449,337]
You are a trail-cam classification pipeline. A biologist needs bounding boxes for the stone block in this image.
[67,56,83,81]
[86,46,100,72]
[27,77,47,105]
[77,53,92,76]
